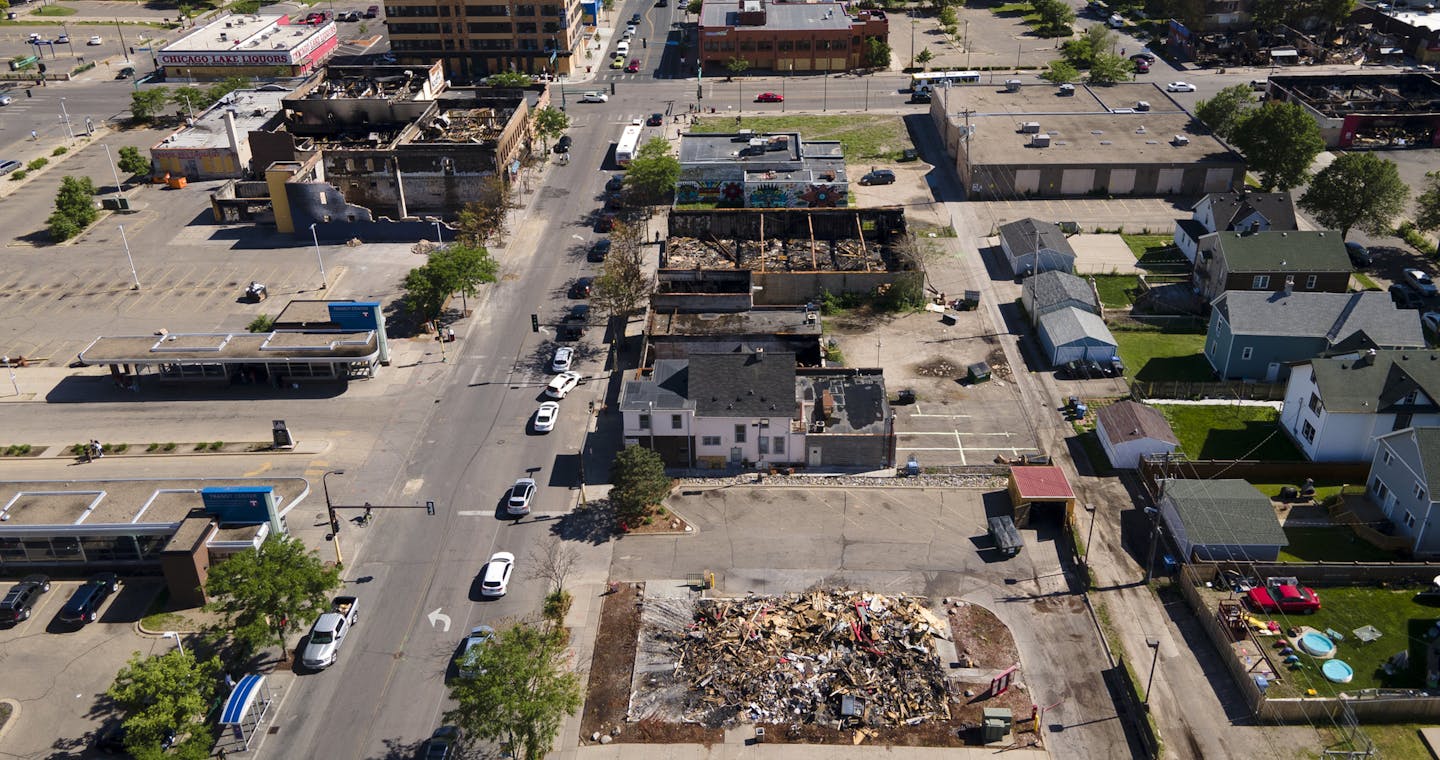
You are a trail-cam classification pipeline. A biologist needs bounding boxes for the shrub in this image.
[9,170,27,181]
[163,442,176,451]
[114,443,128,453]
[194,442,209,451]
[246,314,275,333]
[543,589,572,622]
[27,158,47,171]
[209,441,224,450]
[147,443,159,452]
[52,146,68,156]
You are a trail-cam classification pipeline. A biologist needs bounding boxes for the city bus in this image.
[615,123,644,166]
[909,71,982,92]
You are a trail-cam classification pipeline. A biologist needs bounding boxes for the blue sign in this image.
[328,301,382,331]
[201,486,275,525]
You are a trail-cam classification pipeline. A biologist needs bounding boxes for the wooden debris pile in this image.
[665,590,951,728]
[663,236,888,272]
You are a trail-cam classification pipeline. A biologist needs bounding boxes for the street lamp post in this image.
[309,223,328,289]
[1,356,18,397]
[58,97,74,138]
[434,220,443,244]
[118,224,140,290]
[323,470,346,567]
[1143,636,1161,706]
[162,631,186,657]
[101,143,123,200]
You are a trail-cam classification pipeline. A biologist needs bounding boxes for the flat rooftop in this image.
[701,0,856,30]
[78,330,378,364]
[0,478,307,529]
[798,370,888,435]
[937,83,1239,165]
[163,13,328,53]
[153,88,291,150]
[650,309,823,337]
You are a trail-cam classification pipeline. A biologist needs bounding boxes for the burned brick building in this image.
[1266,73,1440,148]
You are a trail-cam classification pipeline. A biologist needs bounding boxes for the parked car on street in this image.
[480,552,515,596]
[1405,267,1438,295]
[1345,241,1371,267]
[546,371,582,398]
[507,478,536,516]
[301,596,359,669]
[455,626,494,678]
[423,726,461,760]
[588,238,611,262]
[554,135,572,153]
[647,112,664,126]
[569,276,593,298]
[1166,81,1196,92]
[755,92,783,103]
[533,401,559,432]
[551,346,574,372]
[1392,283,1425,310]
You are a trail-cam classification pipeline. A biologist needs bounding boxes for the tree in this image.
[686,0,702,14]
[431,242,499,313]
[1033,0,1076,37]
[455,175,517,247]
[1040,60,1079,84]
[1062,24,1112,68]
[937,5,958,26]
[170,86,208,117]
[0,0,10,12]
[107,649,222,760]
[591,220,654,318]
[609,444,673,527]
[1193,84,1254,140]
[623,137,680,209]
[726,56,750,78]
[915,47,934,68]
[487,71,533,87]
[402,262,452,322]
[1416,171,1440,252]
[130,89,170,122]
[48,175,98,241]
[1299,153,1409,239]
[527,535,579,595]
[1085,53,1133,84]
[202,533,342,661]
[863,37,891,69]
[446,623,582,760]
[117,146,152,177]
[205,76,251,105]
[1229,101,1325,191]
[531,106,569,151]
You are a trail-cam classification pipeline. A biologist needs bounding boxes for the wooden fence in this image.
[1127,379,1287,402]
[1136,459,1371,491]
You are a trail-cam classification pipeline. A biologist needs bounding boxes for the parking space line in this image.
[955,429,966,465]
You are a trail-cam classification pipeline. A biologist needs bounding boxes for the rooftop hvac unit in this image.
[1020,121,1040,133]
[1031,133,1051,147]
[1004,79,1021,92]
[1058,83,1075,95]
[1172,134,1190,145]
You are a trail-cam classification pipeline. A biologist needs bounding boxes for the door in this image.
[729,447,742,464]
[1264,362,1281,383]
[808,445,822,466]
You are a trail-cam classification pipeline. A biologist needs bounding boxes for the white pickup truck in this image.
[301,596,358,670]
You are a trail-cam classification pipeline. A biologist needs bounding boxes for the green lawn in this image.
[992,1,1042,21]
[690,115,910,161]
[34,4,78,14]
[1122,234,1175,259]
[1113,329,1210,382]
[1093,275,1139,308]
[1352,272,1381,291]
[1275,527,1398,563]
[1261,585,1438,698]
[1154,404,1303,460]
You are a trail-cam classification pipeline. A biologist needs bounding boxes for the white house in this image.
[1279,350,1440,462]
[1173,191,1298,263]
[998,218,1076,277]
[1095,401,1179,469]
[1367,427,1440,557]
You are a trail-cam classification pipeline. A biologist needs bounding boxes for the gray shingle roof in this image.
[620,360,693,412]
[1214,291,1424,348]
[1200,191,1298,232]
[1201,230,1350,273]
[1038,307,1116,348]
[1379,427,1440,495]
[1309,350,1440,414]
[999,218,1075,258]
[689,351,796,417]
[1097,401,1178,446]
[1023,271,1097,313]
[1163,479,1287,548]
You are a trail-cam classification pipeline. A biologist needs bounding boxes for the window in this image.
[734,424,746,443]
[1308,393,1322,414]
[1305,274,1317,289]
[773,436,785,454]
[1416,482,1427,501]
[797,39,811,50]
[1395,412,1413,431]
[1383,449,1393,465]
[701,435,721,446]
[1404,390,1420,405]
[757,40,772,50]
[778,40,793,51]
[1374,480,1389,500]
[758,436,770,454]
[1406,511,1417,528]
[638,413,650,430]
[1252,275,1270,289]
[1240,346,1253,361]
[516,22,538,33]
[1301,420,1316,443]
[516,4,537,14]
[671,414,682,429]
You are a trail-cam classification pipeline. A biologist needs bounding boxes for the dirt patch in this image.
[622,511,691,536]
[827,305,894,334]
[950,600,1021,669]
[914,356,964,378]
[579,583,722,746]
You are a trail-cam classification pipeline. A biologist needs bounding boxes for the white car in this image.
[507,478,535,516]
[579,91,608,103]
[545,371,582,398]
[551,346,574,373]
[534,401,559,432]
[1166,82,1196,92]
[87,35,103,45]
[480,551,515,597]
[1405,268,1438,296]
[0,96,11,106]
[626,24,637,35]
[456,625,495,678]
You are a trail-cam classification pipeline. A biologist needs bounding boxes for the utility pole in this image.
[114,18,129,62]
[909,9,915,70]
[118,224,140,290]
[1143,636,1160,706]
[1143,454,1169,583]
[323,470,346,568]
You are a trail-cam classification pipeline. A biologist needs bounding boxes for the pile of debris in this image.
[663,590,952,728]
[664,235,889,272]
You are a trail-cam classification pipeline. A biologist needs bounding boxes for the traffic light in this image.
[426,500,435,516]
[530,314,539,332]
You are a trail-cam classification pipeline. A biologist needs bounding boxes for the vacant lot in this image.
[690,114,910,161]
[1154,404,1303,461]
[1114,330,1210,383]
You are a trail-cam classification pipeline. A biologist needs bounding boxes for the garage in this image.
[1007,465,1077,528]
[1037,307,1118,366]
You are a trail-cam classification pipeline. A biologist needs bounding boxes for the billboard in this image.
[158,23,336,67]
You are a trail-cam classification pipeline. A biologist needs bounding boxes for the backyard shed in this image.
[1158,479,1287,562]
[998,218,1077,277]
[1095,401,1179,469]
[1021,270,1099,325]
[1038,307,1118,366]
[1007,465,1077,527]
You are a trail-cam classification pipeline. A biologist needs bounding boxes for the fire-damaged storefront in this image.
[1267,73,1440,148]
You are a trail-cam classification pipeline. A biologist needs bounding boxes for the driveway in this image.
[613,485,1131,759]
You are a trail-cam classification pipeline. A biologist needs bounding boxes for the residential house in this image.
[1205,290,1424,382]
[1021,271,1099,325]
[1193,230,1351,302]
[1174,191,1297,263]
[1280,350,1440,462]
[1095,401,1180,469]
[998,219,1076,277]
[619,351,892,469]
[1158,479,1288,562]
[1038,307,1118,366]
[1367,426,1440,557]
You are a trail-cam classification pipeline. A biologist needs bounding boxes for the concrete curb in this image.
[0,698,20,746]
[16,441,330,461]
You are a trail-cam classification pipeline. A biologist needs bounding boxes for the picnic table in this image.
[1353,625,1383,643]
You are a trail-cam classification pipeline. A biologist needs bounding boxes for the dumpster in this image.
[967,362,992,383]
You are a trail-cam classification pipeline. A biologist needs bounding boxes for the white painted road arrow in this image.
[427,608,451,632]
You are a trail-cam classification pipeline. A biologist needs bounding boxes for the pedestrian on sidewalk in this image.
[90,440,103,459]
